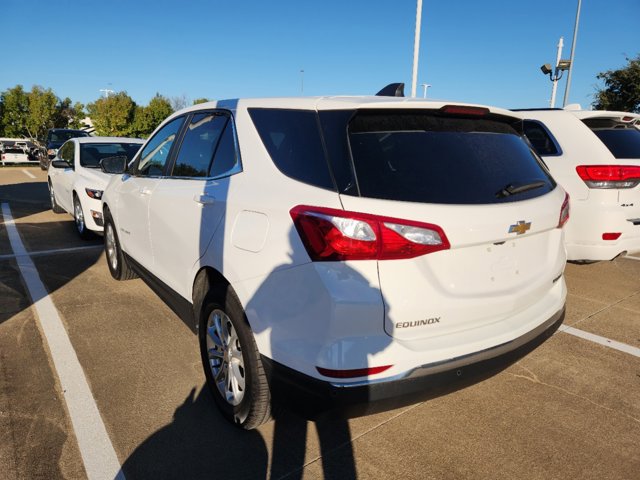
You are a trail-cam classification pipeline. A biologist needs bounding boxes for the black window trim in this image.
[164,108,243,181]
[522,119,563,157]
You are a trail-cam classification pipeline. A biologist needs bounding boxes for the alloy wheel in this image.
[205,309,246,406]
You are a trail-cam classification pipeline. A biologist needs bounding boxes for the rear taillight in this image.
[576,165,640,189]
[602,232,622,241]
[316,365,392,378]
[558,193,570,228]
[290,205,450,261]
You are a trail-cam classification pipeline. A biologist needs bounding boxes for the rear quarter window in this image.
[249,109,335,191]
[522,120,561,156]
[347,110,556,205]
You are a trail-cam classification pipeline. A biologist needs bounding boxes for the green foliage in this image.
[1,85,29,137]
[132,94,173,137]
[593,55,640,113]
[87,92,136,136]
[26,86,59,140]
[193,98,210,105]
[56,98,86,130]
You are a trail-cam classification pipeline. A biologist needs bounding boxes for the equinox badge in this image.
[508,221,531,235]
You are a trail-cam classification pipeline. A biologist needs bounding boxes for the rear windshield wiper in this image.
[496,180,546,198]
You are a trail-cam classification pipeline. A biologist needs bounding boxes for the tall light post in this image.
[540,37,571,108]
[411,0,423,98]
[562,0,582,106]
[421,83,431,98]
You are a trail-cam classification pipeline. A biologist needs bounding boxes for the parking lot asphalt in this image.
[1,165,639,480]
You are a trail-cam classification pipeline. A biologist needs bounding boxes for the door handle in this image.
[193,194,215,205]
[139,187,152,195]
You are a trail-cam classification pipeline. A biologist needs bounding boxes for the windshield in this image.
[592,128,640,159]
[50,131,90,143]
[80,143,142,168]
[347,111,555,204]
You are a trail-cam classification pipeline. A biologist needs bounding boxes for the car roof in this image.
[568,110,640,121]
[72,136,144,144]
[172,96,519,119]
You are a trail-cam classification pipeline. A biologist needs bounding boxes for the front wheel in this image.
[73,196,93,240]
[199,285,271,430]
[103,209,137,281]
[48,182,64,213]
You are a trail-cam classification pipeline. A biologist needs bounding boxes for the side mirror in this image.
[100,155,128,174]
[51,160,70,169]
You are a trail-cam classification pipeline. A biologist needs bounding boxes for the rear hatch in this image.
[334,107,567,341]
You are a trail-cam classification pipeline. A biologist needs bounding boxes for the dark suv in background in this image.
[41,128,91,169]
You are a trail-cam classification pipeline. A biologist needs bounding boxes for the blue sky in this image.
[1,0,638,110]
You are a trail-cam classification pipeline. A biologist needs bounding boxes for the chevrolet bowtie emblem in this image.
[509,221,531,235]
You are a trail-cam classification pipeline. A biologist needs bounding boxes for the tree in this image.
[131,93,173,137]
[26,86,59,140]
[87,92,136,136]
[593,54,640,112]
[56,97,86,130]
[1,85,29,137]
[193,98,210,105]
[170,94,189,112]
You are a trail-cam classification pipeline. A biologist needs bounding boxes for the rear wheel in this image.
[48,181,64,213]
[199,285,271,430]
[73,195,93,240]
[103,209,137,280]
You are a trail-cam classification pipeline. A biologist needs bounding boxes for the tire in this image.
[199,284,271,430]
[48,181,64,213]
[73,195,94,240]
[103,209,137,281]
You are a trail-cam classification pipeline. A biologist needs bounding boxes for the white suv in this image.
[101,96,568,429]
[516,109,640,261]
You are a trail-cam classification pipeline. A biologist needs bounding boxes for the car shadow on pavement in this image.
[120,387,269,479]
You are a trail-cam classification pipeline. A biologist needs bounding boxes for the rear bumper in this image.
[263,306,565,418]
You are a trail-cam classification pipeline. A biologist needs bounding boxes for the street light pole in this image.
[550,37,564,108]
[421,83,431,98]
[411,0,423,98]
[562,0,582,107]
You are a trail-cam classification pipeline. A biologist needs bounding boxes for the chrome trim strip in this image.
[330,307,565,389]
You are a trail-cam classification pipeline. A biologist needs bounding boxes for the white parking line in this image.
[0,244,102,261]
[625,255,640,261]
[559,325,640,358]
[1,203,125,480]
[21,169,36,179]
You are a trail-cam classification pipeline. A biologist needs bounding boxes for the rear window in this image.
[523,120,561,156]
[49,130,90,143]
[347,110,555,204]
[590,128,640,159]
[80,143,141,168]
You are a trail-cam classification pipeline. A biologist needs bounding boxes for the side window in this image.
[172,113,228,177]
[136,117,183,177]
[523,120,561,156]
[209,119,238,177]
[248,108,335,190]
[60,142,74,165]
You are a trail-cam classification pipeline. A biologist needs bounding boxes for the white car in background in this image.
[48,137,143,238]
[516,109,640,262]
[101,94,568,429]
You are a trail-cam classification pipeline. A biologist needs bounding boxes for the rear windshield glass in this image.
[348,111,555,204]
[80,143,142,168]
[50,130,90,142]
[591,128,640,159]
